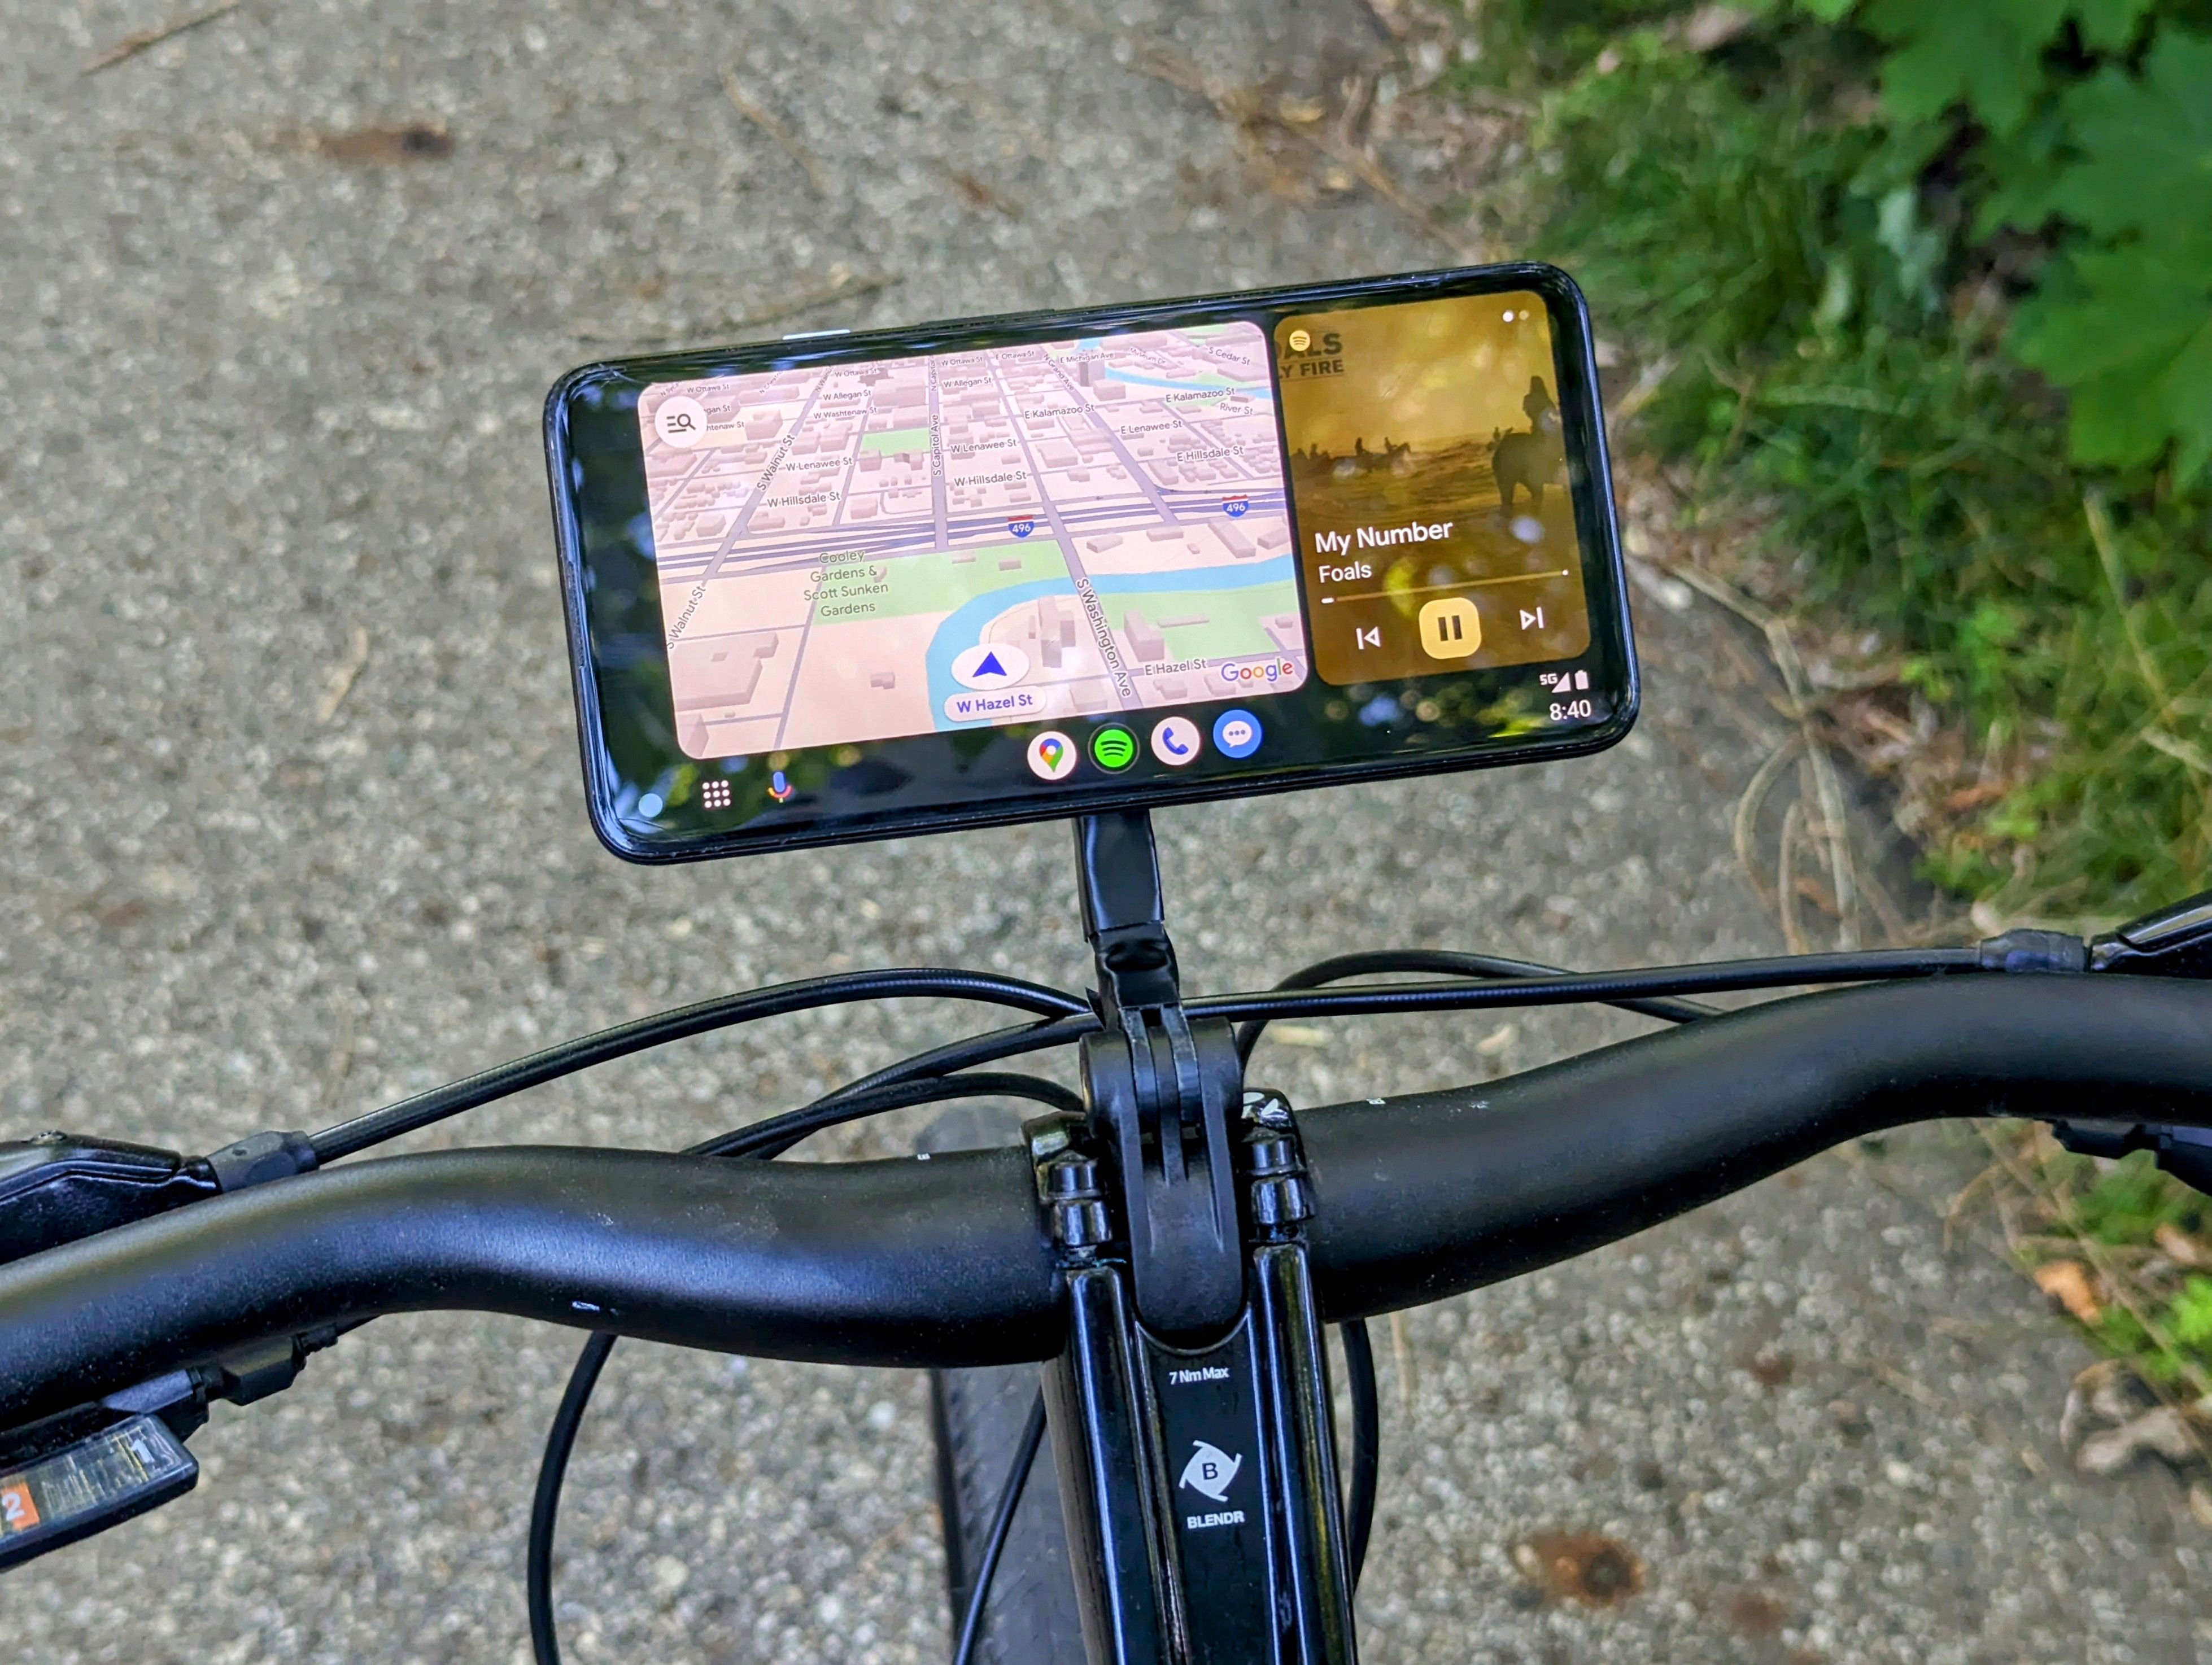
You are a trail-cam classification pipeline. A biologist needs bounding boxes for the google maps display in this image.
[638,324,1300,759]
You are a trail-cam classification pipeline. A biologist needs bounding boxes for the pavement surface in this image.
[2,2,2207,1662]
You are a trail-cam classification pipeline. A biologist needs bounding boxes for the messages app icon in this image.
[1212,709,1263,760]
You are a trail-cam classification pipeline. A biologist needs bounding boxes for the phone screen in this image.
[546,265,1634,860]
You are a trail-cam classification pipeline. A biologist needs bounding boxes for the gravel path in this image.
[2,2,2205,1660]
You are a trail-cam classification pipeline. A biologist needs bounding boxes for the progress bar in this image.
[1317,569,1570,605]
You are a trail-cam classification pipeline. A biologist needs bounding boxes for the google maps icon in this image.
[1027,730,1077,782]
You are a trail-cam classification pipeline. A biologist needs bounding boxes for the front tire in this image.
[930,1362,1087,1663]
[922,1105,1087,1663]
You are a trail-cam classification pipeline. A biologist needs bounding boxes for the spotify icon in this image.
[1090,725,1138,772]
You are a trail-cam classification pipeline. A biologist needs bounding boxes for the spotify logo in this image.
[1090,726,1137,772]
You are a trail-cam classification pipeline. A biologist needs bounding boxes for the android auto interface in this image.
[549,265,1633,859]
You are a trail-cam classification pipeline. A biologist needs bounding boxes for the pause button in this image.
[1417,597,1482,660]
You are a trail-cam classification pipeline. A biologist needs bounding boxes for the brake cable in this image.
[311,967,1093,1163]
[0,934,2076,1641]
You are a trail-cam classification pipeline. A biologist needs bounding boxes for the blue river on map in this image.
[1099,370,1268,395]
[923,552,1296,727]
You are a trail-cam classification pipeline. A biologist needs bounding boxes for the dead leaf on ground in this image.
[1512,1532,1644,1607]
[316,124,455,164]
[1680,4,1758,52]
[317,628,372,724]
[2075,1406,2200,1475]
[2060,1358,2148,1453]
[937,165,1022,220]
[1726,1588,1788,1636]
[2154,1222,2209,1268]
[2034,1258,2103,1324]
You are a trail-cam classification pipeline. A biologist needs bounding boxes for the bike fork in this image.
[1028,812,1356,1665]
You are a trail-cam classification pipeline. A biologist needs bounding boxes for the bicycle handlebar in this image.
[3,975,2209,1428]
[0,1146,1060,1427]
[1301,972,2212,1319]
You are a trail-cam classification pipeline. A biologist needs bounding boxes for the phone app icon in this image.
[1090,725,1138,772]
[1150,716,1202,767]
[1027,730,1077,781]
[1212,709,1263,759]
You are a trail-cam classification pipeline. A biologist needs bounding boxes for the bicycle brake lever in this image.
[2089,889,2212,978]
[0,1128,317,1268]
[2049,890,2212,1196]
[0,1323,349,1574]
[0,1134,219,1266]
[2050,1119,2212,1196]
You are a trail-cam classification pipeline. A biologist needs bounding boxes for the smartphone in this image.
[544,263,1635,860]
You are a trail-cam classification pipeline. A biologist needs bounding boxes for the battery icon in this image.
[1573,670,1589,691]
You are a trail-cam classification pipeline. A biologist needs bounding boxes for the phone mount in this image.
[1033,811,1356,1664]
[1074,812,1245,1343]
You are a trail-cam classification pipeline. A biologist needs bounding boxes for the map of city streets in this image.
[636,321,1304,758]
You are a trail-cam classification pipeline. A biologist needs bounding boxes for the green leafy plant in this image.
[1802,0,2212,481]
[1991,1142,2212,1388]
[1452,0,2212,919]
[2000,30,2212,480]
[2173,1274,2212,1350]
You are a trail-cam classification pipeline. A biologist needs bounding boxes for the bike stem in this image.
[1031,810,1357,1665]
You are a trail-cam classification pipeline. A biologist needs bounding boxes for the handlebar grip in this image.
[1298,974,2212,1322]
[0,1146,1059,1428]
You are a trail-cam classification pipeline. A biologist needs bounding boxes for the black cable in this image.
[526,1330,615,1665]
[1199,946,1981,1029]
[1338,1319,1378,1588]
[1236,949,1716,1060]
[492,939,1943,1660]
[695,1025,1096,1159]
[525,1068,1081,1665]
[952,1389,1049,1665]
[312,969,1089,1162]
[696,1070,1084,1160]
